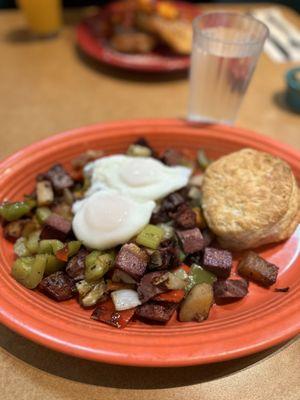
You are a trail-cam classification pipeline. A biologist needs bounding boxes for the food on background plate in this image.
[1,139,299,329]
[135,10,193,54]
[110,31,157,54]
[202,148,300,251]
[102,0,193,55]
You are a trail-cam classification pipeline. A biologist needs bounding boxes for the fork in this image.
[267,14,300,49]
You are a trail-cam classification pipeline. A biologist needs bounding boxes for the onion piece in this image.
[189,174,203,187]
[111,289,141,311]
[153,272,186,290]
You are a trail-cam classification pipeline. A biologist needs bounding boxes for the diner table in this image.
[0,3,299,400]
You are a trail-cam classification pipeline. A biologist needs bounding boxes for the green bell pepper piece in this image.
[39,239,64,254]
[185,263,216,293]
[67,241,82,257]
[14,237,31,257]
[12,254,46,289]
[0,200,35,222]
[36,207,52,224]
[85,251,115,282]
[44,254,65,275]
[26,231,41,254]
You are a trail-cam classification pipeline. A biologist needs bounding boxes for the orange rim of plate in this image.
[0,119,299,367]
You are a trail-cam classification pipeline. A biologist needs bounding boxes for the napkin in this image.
[252,8,300,63]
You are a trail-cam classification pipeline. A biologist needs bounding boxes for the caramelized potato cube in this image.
[36,180,54,206]
[238,251,279,287]
[4,219,29,242]
[179,282,213,322]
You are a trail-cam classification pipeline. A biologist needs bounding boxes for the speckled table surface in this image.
[0,4,299,400]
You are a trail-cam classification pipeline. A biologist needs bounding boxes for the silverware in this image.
[268,35,291,61]
[267,14,300,48]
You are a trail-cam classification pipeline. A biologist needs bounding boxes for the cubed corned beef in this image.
[135,302,177,323]
[213,279,248,300]
[148,239,179,271]
[170,203,196,229]
[184,251,202,266]
[40,213,72,241]
[66,248,88,281]
[114,243,148,281]
[203,247,232,279]
[137,271,168,303]
[176,228,204,255]
[160,149,184,166]
[38,271,76,301]
[150,207,169,224]
[46,164,74,192]
[161,192,185,212]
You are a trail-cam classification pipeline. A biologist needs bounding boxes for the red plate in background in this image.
[76,1,200,72]
[0,119,299,366]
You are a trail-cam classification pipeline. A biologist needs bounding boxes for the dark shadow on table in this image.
[0,324,296,390]
[5,28,60,44]
[273,91,299,115]
[75,46,188,83]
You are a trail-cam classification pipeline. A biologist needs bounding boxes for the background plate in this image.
[76,1,200,72]
[0,119,299,367]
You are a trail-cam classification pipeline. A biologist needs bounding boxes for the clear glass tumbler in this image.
[187,12,269,124]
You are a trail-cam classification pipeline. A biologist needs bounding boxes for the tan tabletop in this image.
[0,3,299,400]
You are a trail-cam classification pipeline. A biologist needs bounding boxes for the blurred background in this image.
[0,0,299,12]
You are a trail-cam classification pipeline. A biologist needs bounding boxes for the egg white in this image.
[85,155,192,202]
[72,190,155,250]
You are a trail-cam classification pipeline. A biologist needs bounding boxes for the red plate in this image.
[76,1,200,72]
[0,119,299,366]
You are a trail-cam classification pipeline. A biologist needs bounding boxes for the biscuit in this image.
[202,148,300,250]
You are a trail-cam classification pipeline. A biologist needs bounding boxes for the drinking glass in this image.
[187,12,269,124]
[17,0,62,37]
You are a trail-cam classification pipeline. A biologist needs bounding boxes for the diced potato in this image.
[36,180,54,206]
[127,144,151,157]
[81,280,106,308]
[4,220,28,242]
[22,218,41,237]
[76,279,95,298]
[237,251,278,287]
[179,283,213,322]
[51,202,73,221]
[152,271,186,290]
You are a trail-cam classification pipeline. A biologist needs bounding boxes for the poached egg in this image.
[72,155,192,249]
